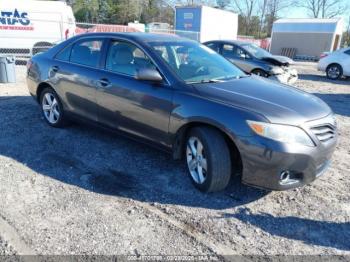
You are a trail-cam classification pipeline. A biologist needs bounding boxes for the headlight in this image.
[269,67,284,75]
[247,120,314,147]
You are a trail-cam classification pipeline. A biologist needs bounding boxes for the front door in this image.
[96,40,174,146]
[221,44,253,73]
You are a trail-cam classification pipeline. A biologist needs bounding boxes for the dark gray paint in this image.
[26,33,337,190]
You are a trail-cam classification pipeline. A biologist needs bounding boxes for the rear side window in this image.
[56,46,71,61]
[345,49,350,55]
[70,40,103,68]
[206,43,219,52]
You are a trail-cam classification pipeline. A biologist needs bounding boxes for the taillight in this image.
[320,53,328,59]
[26,59,33,70]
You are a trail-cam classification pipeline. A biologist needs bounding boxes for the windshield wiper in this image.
[187,79,223,84]
[200,79,225,83]
[188,75,248,84]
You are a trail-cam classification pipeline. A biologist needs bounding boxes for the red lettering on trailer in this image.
[0,25,34,30]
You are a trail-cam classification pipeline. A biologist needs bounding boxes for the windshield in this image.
[149,41,245,84]
[241,43,271,59]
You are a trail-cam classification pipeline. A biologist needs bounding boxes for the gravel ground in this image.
[0,237,15,255]
[0,63,349,257]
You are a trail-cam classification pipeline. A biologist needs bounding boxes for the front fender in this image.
[168,91,267,156]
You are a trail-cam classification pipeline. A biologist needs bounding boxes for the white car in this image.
[318,47,350,80]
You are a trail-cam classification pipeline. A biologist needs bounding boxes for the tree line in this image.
[61,0,349,40]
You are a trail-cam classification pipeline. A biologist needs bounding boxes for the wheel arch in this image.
[251,67,269,76]
[326,62,343,71]
[172,121,243,172]
[36,82,54,103]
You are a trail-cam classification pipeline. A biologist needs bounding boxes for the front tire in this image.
[40,88,67,127]
[185,127,231,192]
[326,64,343,80]
[252,69,268,78]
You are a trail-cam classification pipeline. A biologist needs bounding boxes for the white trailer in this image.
[175,6,238,43]
[0,0,76,56]
[270,18,344,59]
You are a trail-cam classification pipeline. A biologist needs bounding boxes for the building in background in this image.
[147,22,171,33]
[128,21,145,32]
[175,6,238,43]
[270,18,344,60]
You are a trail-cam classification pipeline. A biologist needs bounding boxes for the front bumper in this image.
[236,133,337,191]
[269,68,298,85]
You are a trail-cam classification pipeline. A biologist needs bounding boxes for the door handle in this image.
[97,78,111,88]
[51,66,59,72]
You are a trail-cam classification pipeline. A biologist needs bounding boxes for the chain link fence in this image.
[0,18,200,66]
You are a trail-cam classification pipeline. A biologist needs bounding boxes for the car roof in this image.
[206,40,253,46]
[74,32,189,43]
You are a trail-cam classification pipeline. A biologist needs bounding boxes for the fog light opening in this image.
[279,170,301,186]
[280,171,290,183]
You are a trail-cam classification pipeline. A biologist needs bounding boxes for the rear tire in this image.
[185,127,231,192]
[40,88,68,128]
[326,64,343,80]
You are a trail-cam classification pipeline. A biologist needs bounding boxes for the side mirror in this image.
[135,68,163,82]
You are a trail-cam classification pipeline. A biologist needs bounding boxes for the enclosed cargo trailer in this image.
[270,18,344,60]
[175,6,238,43]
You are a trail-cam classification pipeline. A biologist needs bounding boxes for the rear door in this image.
[52,37,106,122]
[95,39,174,146]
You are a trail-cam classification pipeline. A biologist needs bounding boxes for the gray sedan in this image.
[204,40,298,85]
[27,33,336,192]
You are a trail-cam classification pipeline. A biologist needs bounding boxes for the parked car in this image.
[27,33,337,192]
[318,47,350,80]
[204,40,298,85]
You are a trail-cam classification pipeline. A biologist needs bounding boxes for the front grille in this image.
[310,124,336,143]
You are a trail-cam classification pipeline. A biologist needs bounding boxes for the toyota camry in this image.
[26,33,337,192]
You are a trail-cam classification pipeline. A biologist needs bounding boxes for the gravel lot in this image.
[0,63,349,257]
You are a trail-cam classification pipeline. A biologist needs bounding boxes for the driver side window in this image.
[222,44,250,60]
[106,41,155,76]
[236,47,250,59]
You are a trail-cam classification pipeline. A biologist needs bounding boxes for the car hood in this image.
[261,55,295,66]
[195,76,331,125]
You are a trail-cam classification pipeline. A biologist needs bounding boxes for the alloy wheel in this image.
[328,66,340,79]
[186,137,208,184]
[42,93,60,124]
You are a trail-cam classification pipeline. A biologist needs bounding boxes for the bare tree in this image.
[232,0,258,35]
[216,0,231,8]
[265,0,291,35]
[257,0,268,37]
[344,16,350,46]
[298,0,347,18]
